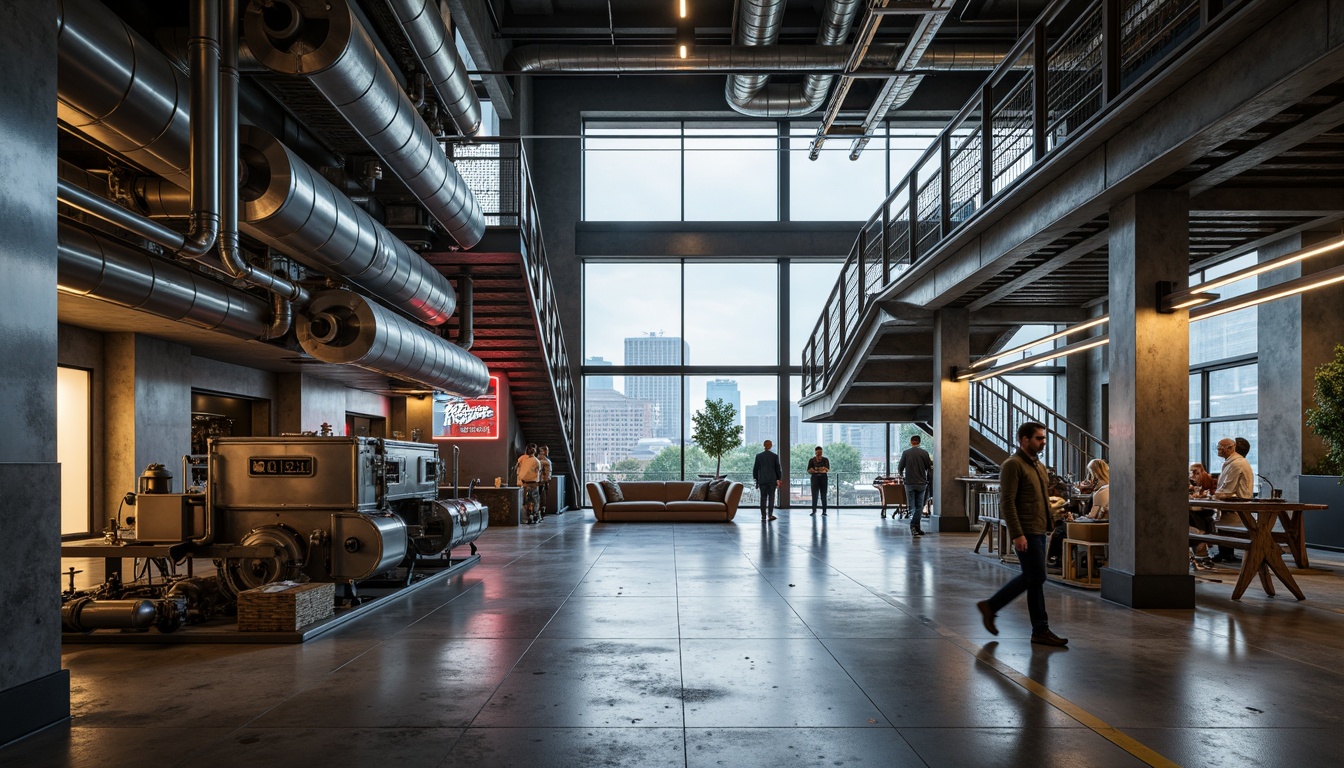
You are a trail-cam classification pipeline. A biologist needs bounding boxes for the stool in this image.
[1063,538,1107,587]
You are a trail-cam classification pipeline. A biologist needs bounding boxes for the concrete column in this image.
[932,308,971,532]
[1101,191,1194,609]
[104,334,193,502]
[1258,232,1344,500]
[0,0,66,742]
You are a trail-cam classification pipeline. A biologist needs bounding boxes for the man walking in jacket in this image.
[753,440,783,522]
[977,422,1068,647]
[898,435,933,536]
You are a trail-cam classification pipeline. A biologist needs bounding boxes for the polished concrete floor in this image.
[9,509,1344,767]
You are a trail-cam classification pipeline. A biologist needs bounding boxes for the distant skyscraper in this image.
[583,387,653,468]
[705,379,741,426]
[624,333,689,440]
[585,356,614,390]
[745,400,778,446]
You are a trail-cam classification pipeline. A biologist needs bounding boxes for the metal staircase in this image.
[969,377,1107,480]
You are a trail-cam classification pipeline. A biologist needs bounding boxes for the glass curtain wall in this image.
[1188,253,1259,480]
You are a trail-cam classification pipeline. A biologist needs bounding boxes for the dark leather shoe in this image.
[768,515,777,521]
[1031,631,1069,647]
[976,600,998,636]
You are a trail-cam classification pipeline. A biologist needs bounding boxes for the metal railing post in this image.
[939,132,952,236]
[981,85,994,203]
[1033,23,1048,162]
[1102,0,1121,104]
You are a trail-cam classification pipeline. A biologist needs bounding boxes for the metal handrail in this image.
[802,0,1235,399]
[446,138,578,470]
[970,376,1108,479]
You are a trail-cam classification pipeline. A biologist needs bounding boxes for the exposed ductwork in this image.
[725,0,786,110]
[503,43,1008,75]
[57,222,274,341]
[55,0,459,327]
[244,0,485,249]
[726,0,863,117]
[297,290,490,396]
[387,0,483,137]
[454,274,474,351]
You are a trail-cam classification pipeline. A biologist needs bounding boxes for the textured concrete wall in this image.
[190,356,278,435]
[1258,232,1344,498]
[275,373,389,435]
[933,309,970,530]
[104,335,193,499]
[1102,192,1193,608]
[0,0,64,730]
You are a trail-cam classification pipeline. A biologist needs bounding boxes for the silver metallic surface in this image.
[387,0,482,136]
[56,0,452,325]
[502,43,1004,75]
[726,0,786,106]
[61,597,181,633]
[729,0,862,117]
[244,0,485,249]
[295,290,490,396]
[57,222,273,340]
[331,512,408,580]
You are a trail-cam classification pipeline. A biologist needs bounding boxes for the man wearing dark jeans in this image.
[898,435,933,535]
[977,422,1068,647]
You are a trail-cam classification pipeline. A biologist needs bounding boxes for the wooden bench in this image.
[1188,533,1251,551]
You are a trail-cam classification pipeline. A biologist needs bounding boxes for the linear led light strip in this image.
[1162,232,1344,312]
[967,315,1109,371]
[1189,260,1344,320]
[956,335,1109,382]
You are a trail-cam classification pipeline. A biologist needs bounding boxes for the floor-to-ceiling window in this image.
[1189,253,1259,478]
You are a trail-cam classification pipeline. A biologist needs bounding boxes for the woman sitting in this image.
[1072,459,1110,521]
[1189,462,1216,495]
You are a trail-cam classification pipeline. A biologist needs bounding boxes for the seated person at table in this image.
[1189,462,1217,495]
[1072,459,1110,520]
[1045,480,1072,568]
[1207,437,1254,564]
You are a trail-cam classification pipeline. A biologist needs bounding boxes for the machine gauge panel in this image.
[247,456,316,476]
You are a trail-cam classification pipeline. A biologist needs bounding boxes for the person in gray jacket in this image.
[752,440,783,521]
[977,422,1068,647]
[897,435,933,535]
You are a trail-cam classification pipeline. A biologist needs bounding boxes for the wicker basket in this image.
[237,582,335,631]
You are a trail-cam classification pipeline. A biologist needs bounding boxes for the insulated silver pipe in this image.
[503,43,1007,75]
[729,0,862,117]
[244,0,485,249]
[387,0,482,137]
[726,0,786,106]
[57,221,273,340]
[56,0,456,325]
[184,0,222,259]
[297,290,490,396]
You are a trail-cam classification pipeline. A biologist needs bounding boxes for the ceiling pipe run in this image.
[387,0,483,137]
[297,289,490,396]
[728,0,863,117]
[725,0,786,111]
[57,222,274,341]
[244,0,485,249]
[56,0,458,327]
[502,43,1008,75]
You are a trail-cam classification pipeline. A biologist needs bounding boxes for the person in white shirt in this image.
[1209,437,1253,563]
[515,444,541,524]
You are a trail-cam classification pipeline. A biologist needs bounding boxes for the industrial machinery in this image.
[61,436,486,636]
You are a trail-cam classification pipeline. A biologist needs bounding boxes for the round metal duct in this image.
[296,290,490,396]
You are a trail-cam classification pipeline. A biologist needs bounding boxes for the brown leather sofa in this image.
[587,480,744,522]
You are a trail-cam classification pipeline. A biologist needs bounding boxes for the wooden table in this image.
[1187,499,1328,600]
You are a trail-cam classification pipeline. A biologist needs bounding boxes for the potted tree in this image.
[691,398,743,479]
[1302,344,1344,550]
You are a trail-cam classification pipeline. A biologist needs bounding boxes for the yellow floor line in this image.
[875,592,1181,768]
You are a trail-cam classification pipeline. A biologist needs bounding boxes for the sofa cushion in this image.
[665,481,694,500]
[617,482,667,502]
[602,501,668,514]
[688,481,711,501]
[665,501,728,513]
[599,480,625,502]
[706,479,731,503]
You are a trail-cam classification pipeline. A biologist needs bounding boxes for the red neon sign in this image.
[433,375,500,440]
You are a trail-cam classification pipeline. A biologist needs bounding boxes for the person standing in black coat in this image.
[752,440,783,522]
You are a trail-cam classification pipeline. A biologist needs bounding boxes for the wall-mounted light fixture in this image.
[677,0,693,59]
[954,335,1110,382]
[967,316,1109,372]
[1160,232,1344,313]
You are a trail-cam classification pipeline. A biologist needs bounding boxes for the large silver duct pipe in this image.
[729,0,862,118]
[244,0,485,249]
[387,0,482,137]
[503,44,1007,75]
[56,0,457,326]
[57,221,273,341]
[297,290,490,396]
[726,0,785,108]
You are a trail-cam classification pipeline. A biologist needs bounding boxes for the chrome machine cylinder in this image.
[62,597,185,633]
